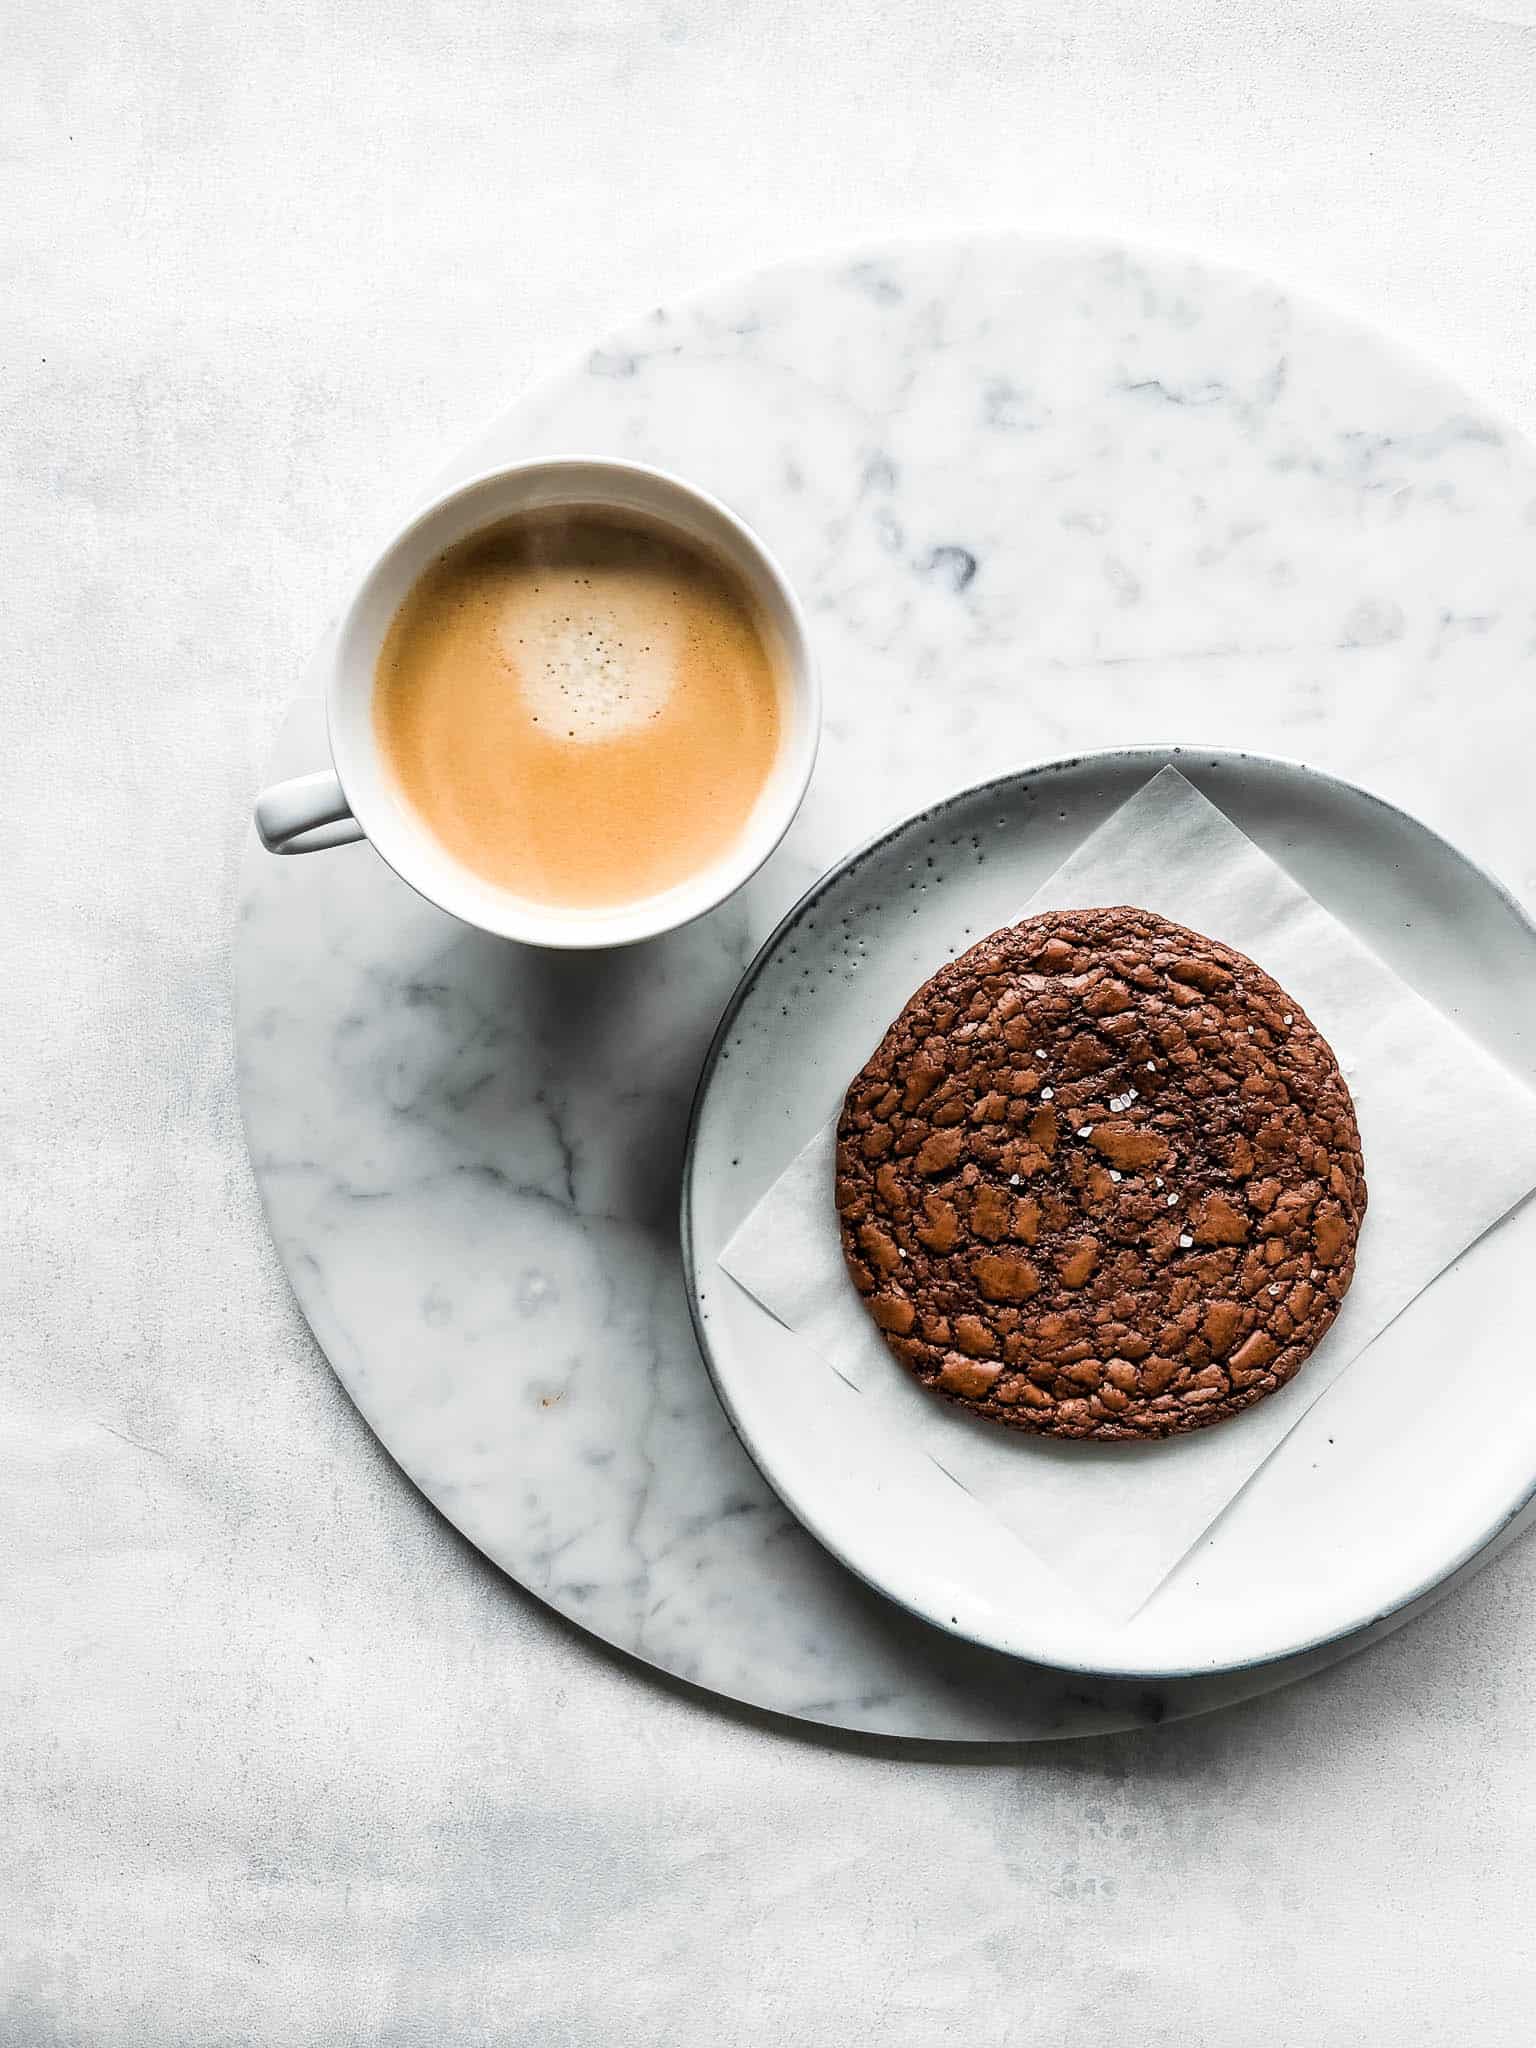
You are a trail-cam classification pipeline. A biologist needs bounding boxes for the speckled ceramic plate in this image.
[682,746,1536,1677]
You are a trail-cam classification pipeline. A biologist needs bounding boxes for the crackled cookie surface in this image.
[834,907,1366,1440]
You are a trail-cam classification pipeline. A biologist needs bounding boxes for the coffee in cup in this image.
[253,458,818,950]
[374,507,784,909]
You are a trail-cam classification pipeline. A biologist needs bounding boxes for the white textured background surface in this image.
[7,1,1536,2038]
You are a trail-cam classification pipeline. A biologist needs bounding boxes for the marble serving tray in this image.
[236,236,1536,1739]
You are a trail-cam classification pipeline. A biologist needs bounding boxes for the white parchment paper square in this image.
[720,769,1536,1620]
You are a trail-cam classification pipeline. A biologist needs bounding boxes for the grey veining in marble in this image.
[237,237,1536,1738]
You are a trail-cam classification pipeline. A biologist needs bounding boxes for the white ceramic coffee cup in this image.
[254,457,819,949]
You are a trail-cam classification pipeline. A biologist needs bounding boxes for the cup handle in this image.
[254,768,367,855]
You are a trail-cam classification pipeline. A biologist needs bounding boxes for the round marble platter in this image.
[238,236,1536,1740]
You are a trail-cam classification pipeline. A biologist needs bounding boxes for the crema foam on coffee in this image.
[375,509,783,908]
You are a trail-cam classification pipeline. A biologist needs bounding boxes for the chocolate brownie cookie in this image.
[835,907,1366,1440]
